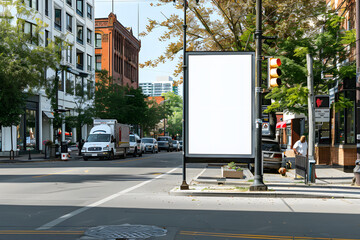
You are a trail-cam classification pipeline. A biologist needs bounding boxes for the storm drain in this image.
[84,224,167,240]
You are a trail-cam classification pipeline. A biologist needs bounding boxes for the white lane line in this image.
[36,166,181,230]
[194,167,207,181]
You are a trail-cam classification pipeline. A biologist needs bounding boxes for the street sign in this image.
[315,95,330,108]
[315,109,330,122]
[262,122,270,136]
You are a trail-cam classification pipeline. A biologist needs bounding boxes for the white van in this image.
[82,119,130,160]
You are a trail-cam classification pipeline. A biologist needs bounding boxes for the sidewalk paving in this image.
[0,151,83,163]
[171,165,360,199]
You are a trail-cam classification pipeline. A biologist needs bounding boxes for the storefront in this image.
[17,96,39,152]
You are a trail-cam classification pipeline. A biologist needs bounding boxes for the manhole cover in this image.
[84,224,167,240]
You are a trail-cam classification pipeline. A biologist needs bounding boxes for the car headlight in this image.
[81,147,87,152]
[103,146,110,151]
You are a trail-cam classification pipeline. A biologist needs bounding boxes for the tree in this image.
[0,0,60,153]
[265,12,356,114]
[162,92,183,137]
[140,0,327,82]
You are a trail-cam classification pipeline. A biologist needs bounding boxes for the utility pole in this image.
[250,0,267,191]
[307,54,315,161]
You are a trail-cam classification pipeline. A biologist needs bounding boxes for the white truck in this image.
[82,119,130,160]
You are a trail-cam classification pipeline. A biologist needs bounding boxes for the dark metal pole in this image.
[180,0,189,190]
[250,0,267,191]
[356,0,360,162]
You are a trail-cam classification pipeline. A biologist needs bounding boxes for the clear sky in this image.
[94,0,182,84]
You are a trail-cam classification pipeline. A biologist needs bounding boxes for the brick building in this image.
[95,13,141,88]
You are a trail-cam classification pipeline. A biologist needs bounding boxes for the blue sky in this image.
[94,0,182,84]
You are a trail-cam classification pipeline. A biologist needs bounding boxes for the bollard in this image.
[28,148,31,160]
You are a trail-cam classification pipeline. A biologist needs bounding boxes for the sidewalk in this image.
[0,150,83,163]
[171,165,360,199]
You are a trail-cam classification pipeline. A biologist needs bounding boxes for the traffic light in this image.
[268,58,282,88]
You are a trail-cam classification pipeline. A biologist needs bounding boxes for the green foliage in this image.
[266,12,356,114]
[226,162,243,171]
[334,96,353,113]
[0,0,59,127]
[95,70,163,134]
[162,91,183,137]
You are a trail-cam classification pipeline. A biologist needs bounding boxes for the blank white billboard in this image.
[186,52,254,158]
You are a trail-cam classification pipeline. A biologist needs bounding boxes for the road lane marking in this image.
[36,165,181,230]
[180,231,360,240]
[194,167,207,180]
[32,169,75,178]
[0,230,83,235]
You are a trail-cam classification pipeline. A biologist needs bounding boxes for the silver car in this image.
[141,138,158,153]
[172,140,180,151]
[262,139,283,170]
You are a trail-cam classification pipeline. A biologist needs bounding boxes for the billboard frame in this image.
[184,51,255,163]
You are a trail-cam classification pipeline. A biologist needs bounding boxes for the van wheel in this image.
[83,157,88,161]
[152,148,155,154]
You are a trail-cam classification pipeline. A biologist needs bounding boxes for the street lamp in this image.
[173,0,198,190]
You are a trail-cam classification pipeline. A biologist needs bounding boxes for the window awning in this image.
[276,121,286,129]
[43,111,54,119]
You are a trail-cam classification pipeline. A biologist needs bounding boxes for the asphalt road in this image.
[0,151,359,240]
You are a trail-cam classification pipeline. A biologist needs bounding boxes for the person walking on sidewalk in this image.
[293,135,308,157]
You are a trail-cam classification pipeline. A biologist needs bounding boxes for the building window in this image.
[66,46,72,63]
[25,0,38,10]
[87,28,92,44]
[95,33,102,48]
[335,90,356,144]
[45,0,49,16]
[95,55,101,70]
[75,76,83,96]
[87,3,92,19]
[45,30,49,47]
[76,0,83,17]
[23,21,38,45]
[76,51,84,70]
[66,13,72,32]
[66,72,74,95]
[66,0,72,6]
[76,24,83,44]
[87,54,92,71]
[87,79,94,99]
[54,8,62,31]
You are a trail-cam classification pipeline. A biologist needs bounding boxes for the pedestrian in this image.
[292,135,308,157]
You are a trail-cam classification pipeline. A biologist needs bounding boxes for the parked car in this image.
[128,134,143,157]
[179,141,183,151]
[141,138,158,153]
[172,140,180,151]
[157,136,174,152]
[262,139,283,170]
[248,139,283,171]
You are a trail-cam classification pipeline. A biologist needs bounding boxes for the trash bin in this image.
[354,160,360,186]
[61,142,69,161]
[309,159,316,183]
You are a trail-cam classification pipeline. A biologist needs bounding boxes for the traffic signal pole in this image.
[250,0,267,191]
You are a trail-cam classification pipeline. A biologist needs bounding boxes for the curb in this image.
[169,188,360,199]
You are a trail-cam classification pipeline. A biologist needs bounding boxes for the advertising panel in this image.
[185,52,255,163]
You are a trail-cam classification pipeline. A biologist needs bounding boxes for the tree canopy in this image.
[0,0,60,127]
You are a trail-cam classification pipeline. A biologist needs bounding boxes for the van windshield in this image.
[87,134,110,142]
[130,136,135,142]
[142,139,153,143]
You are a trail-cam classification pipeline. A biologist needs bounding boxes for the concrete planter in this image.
[221,167,244,179]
